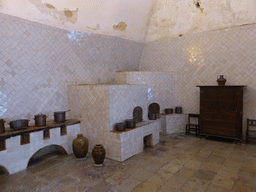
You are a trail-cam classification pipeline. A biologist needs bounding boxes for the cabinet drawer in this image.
[201,113,237,123]
[200,121,239,137]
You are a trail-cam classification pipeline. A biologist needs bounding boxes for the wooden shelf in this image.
[0,119,80,140]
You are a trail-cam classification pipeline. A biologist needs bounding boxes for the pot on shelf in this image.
[92,144,106,166]
[175,107,182,114]
[125,119,135,129]
[0,119,5,134]
[165,108,173,114]
[72,134,89,159]
[34,113,47,127]
[115,122,126,131]
[54,110,70,123]
[9,119,29,130]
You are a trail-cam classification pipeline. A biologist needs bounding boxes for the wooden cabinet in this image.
[197,86,245,141]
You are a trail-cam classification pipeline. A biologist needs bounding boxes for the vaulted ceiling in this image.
[1,0,256,42]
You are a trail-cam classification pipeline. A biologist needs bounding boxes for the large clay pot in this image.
[217,75,227,86]
[92,144,106,166]
[72,134,89,159]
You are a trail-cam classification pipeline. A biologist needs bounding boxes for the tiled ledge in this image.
[111,119,161,133]
[0,119,80,140]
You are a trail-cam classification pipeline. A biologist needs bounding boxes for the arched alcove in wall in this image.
[27,145,67,167]
[148,103,160,115]
[133,106,143,123]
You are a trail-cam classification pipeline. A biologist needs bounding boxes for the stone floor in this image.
[1,133,256,192]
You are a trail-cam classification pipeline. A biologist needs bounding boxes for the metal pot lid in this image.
[54,109,70,113]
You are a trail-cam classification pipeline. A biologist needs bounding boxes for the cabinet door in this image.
[199,87,243,139]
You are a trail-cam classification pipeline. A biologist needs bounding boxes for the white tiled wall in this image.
[115,71,177,114]
[0,13,143,125]
[140,23,256,137]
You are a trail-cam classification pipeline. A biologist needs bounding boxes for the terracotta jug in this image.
[72,134,89,159]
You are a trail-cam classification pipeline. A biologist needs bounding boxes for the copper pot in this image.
[9,119,29,130]
[34,113,47,127]
[0,119,5,134]
[175,107,182,114]
[125,119,135,128]
[54,110,70,123]
[115,123,126,131]
[165,108,173,114]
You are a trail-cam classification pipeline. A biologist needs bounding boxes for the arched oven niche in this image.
[133,106,143,124]
[148,103,160,119]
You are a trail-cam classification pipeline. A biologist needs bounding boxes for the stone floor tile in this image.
[131,181,161,192]
[196,148,213,158]
[205,184,230,192]
[130,168,154,182]
[105,171,129,185]
[164,175,188,189]
[233,143,249,152]
[111,177,141,192]
[231,182,254,192]
[193,169,217,181]
[222,158,242,173]
[212,170,237,189]
[184,159,203,170]
[234,173,256,187]
[184,176,211,191]
[180,186,199,192]
[200,162,222,172]
[147,170,173,185]
[141,159,166,173]
[212,149,230,157]
[157,185,180,192]
[174,167,197,179]
[206,154,226,165]
[227,151,246,162]
[160,162,183,174]
[86,181,112,192]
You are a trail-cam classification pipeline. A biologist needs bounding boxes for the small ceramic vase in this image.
[92,144,106,166]
[217,75,227,86]
[72,134,89,159]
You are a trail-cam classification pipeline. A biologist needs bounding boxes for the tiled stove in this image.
[115,71,186,134]
[68,84,161,161]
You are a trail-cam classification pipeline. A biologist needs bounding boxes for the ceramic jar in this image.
[72,134,89,159]
[92,144,106,166]
[217,75,227,86]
